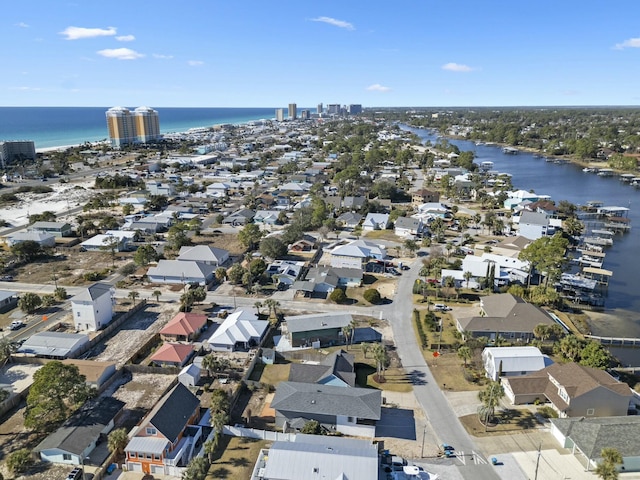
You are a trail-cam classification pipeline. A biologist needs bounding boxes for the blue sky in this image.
[3,0,640,108]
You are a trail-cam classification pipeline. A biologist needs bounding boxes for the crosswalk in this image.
[453,451,488,466]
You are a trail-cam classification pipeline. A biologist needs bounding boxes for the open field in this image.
[207,436,268,480]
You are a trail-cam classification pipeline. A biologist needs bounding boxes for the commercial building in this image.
[106,106,160,148]
[327,104,341,115]
[317,103,323,115]
[348,104,363,115]
[288,103,297,120]
[300,110,310,120]
[0,141,36,168]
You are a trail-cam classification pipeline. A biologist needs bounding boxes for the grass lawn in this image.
[426,352,485,392]
[459,409,540,437]
[363,230,403,242]
[249,363,291,386]
[207,436,268,479]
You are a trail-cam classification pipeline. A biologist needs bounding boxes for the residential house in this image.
[416,203,449,219]
[36,397,125,465]
[150,343,194,368]
[147,260,215,287]
[475,235,531,259]
[125,383,206,476]
[17,332,90,358]
[265,260,305,287]
[288,236,318,253]
[362,213,390,231]
[503,190,548,210]
[160,312,208,343]
[411,188,440,207]
[394,216,424,238]
[550,416,640,472]
[80,233,130,252]
[455,293,557,343]
[205,310,269,352]
[61,359,117,389]
[222,208,255,226]
[70,283,114,332]
[145,182,175,197]
[271,382,381,438]
[252,434,378,480]
[177,245,229,267]
[336,212,362,230]
[278,181,312,193]
[205,182,230,198]
[288,350,356,387]
[292,267,362,297]
[253,210,281,226]
[330,239,387,269]
[0,290,18,313]
[29,221,73,238]
[482,346,547,381]
[502,362,633,417]
[282,312,353,348]
[517,211,553,240]
[5,230,56,248]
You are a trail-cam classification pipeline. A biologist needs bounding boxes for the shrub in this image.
[537,406,558,418]
[414,309,428,348]
[119,262,137,276]
[329,288,347,304]
[83,271,103,281]
[363,288,382,304]
[7,449,33,474]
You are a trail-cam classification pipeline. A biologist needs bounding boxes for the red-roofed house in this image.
[150,343,194,368]
[160,313,208,343]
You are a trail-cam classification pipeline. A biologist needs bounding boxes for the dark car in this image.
[66,467,83,480]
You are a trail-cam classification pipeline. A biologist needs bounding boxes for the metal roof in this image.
[125,436,169,455]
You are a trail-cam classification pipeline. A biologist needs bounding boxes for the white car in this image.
[433,304,451,312]
[9,320,25,330]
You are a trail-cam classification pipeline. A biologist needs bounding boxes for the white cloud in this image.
[311,16,354,30]
[614,37,640,50]
[97,48,144,60]
[60,26,117,40]
[12,86,42,91]
[188,60,204,66]
[16,22,29,28]
[153,53,174,59]
[366,83,391,92]
[442,62,473,72]
[116,35,135,42]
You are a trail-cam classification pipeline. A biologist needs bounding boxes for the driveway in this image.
[376,407,417,440]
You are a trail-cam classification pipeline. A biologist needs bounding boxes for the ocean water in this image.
[0,107,277,149]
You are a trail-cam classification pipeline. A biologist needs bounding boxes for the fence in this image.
[223,425,296,442]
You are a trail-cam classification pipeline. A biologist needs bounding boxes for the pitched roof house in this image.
[288,350,356,387]
[502,362,632,417]
[70,282,114,332]
[147,260,215,286]
[125,383,205,476]
[330,239,387,269]
[160,312,208,343]
[456,293,557,343]
[482,346,547,381]
[283,312,353,348]
[205,310,268,352]
[362,213,390,231]
[271,381,381,438]
[150,343,194,367]
[177,245,230,267]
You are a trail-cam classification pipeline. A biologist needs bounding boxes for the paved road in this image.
[379,252,504,480]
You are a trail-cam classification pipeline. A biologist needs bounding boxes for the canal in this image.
[407,126,640,339]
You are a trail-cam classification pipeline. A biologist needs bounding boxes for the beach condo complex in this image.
[106,106,160,148]
[0,140,36,168]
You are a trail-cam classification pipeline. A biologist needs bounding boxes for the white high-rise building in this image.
[275,108,285,122]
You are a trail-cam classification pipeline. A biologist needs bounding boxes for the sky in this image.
[3,0,640,108]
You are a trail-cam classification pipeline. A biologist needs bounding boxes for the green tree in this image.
[122,203,134,216]
[101,235,120,267]
[300,419,324,435]
[133,244,159,266]
[457,345,472,367]
[580,341,612,369]
[557,335,584,362]
[259,236,287,259]
[166,224,191,250]
[153,290,162,302]
[477,381,505,427]
[329,288,347,304]
[372,343,389,381]
[215,267,227,283]
[404,239,418,257]
[463,270,473,288]
[363,288,382,304]
[182,456,209,480]
[54,287,67,301]
[18,292,42,314]
[595,447,623,480]
[107,427,129,456]
[11,240,43,262]
[6,449,33,475]
[519,233,569,288]
[238,223,263,250]
[227,264,246,285]
[25,361,93,431]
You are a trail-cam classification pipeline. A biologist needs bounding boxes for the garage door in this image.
[151,465,165,475]
[129,463,143,472]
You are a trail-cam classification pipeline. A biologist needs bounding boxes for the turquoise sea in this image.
[0,107,277,149]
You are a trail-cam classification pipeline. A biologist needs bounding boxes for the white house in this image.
[70,283,114,331]
[177,245,230,267]
[330,240,387,269]
[205,310,268,352]
[362,213,390,231]
[482,346,547,381]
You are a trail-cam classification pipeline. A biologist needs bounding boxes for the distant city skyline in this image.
[3,1,640,107]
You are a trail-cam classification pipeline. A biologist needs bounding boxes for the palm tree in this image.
[152,290,161,302]
[477,381,505,428]
[128,290,139,306]
[107,428,129,457]
[372,343,389,381]
[463,270,473,289]
[457,345,472,367]
[254,301,263,316]
[595,447,623,480]
[362,342,371,359]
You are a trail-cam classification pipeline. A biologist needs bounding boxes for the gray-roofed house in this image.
[29,221,73,237]
[550,416,640,472]
[253,433,378,480]
[271,381,381,438]
[177,245,230,267]
[502,362,632,418]
[70,282,114,331]
[330,239,387,269]
[147,259,215,287]
[518,210,553,240]
[36,397,125,465]
[455,293,556,343]
[292,266,363,297]
[0,290,18,313]
[288,350,356,387]
[336,211,363,230]
[125,383,205,476]
[18,332,90,359]
[362,212,390,231]
[6,230,56,248]
[205,310,269,352]
[482,346,547,381]
[283,312,353,348]
[394,216,425,238]
[222,208,255,226]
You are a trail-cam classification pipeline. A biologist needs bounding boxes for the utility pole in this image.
[421,426,426,458]
[533,443,541,480]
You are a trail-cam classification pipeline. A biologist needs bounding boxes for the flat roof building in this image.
[106,106,160,148]
[0,141,36,168]
[288,103,297,120]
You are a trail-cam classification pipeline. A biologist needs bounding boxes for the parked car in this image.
[433,304,451,312]
[9,320,25,330]
[0,275,14,281]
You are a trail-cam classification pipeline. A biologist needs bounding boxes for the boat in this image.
[583,167,598,173]
[502,146,519,154]
[597,168,615,177]
[620,173,636,183]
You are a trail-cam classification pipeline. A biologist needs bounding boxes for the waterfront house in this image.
[70,283,114,332]
[517,211,554,240]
